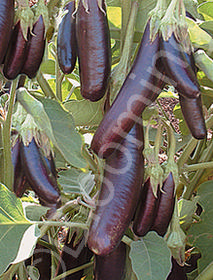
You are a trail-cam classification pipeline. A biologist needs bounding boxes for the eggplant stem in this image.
[52,261,93,280]
[2,78,19,190]
[184,161,213,172]
[37,70,59,100]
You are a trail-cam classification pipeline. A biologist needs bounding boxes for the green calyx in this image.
[15,5,34,41]
[33,0,50,37]
[165,200,186,266]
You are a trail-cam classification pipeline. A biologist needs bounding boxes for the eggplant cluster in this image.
[2,2,46,80]
[11,136,61,210]
[57,0,111,102]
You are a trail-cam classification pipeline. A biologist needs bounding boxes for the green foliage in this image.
[188,181,213,273]
[129,232,171,280]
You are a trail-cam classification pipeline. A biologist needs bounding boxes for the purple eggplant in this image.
[3,21,28,80]
[76,0,111,101]
[57,1,77,74]
[151,172,175,236]
[160,33,200,99]
[21,15,46,78]
[94,242,126,280]
[167,257,187,280]
[20,137,61,208]
[0,0,14,64]
[91,20,165,158]
[88,123,144,256]
[133,178,160,237]
[57,231,93,280]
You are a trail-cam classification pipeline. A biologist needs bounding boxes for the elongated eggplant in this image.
[178,47,207,139]
[12,138,27,197]
[133,178,160,237]
[88,123,144,256]
[76,0,111,101]
[3,21,28,80]
[179,94,206,139]
[94,242,126,280]
[21,15,46,78]
[57,231,93,280]
[20,137,61,207]
[167,257,187,280]
[151,172,175,236]
[0,0,14,64]
[160,33,200,99]
[91,20,165,158]
[57,1,77,74]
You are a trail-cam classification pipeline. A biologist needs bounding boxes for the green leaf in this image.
[0,183,36,275]
[198,2,213,21]
[188,180,213,273]
[64,99,104,127]
[23,204,49,222]
[27,266,40,280]
[58,168,95,196]
[106,0,121,7]
[40,59,55,75]
[173,103,190,136]
[179,197,200,231]
[37,97,86,169]
[129,232,171,280]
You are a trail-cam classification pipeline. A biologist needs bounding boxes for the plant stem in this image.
[121,0,132,50]
[2,79,18,190]
[184,161,213,172]
[55,57,62,101]
[177,138,198,170]
[52,261,93,280]
[194,261,213,280]
[37,70,59,100]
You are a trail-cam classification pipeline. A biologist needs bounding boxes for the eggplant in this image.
[88,123,144,256]
[0,0,14,64]
[76,0,111,101]
[179,94,206,139]
[133,178,160,237]
[57,231,93,280]
[160,33,200,99]
[12,139,27,197]
[177,46,207,139]
[20,137,61,208]
[3,21,28,80]
[57,1,77,74]
[21,15,46,78]
[91,20,165,158]
[167,257,187,280]
[151,172,175,237]
[94,242,126,280]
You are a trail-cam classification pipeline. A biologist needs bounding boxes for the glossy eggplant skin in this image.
[21,15,46,78]
[179,94,207,139]
[151,172,175,237]
[76,0,111,101]
[91,20,165,158]
[160,33,200,99]
[0,0,14,64]
[57,1,77,74]
[20,138,61,207]
[94,242,126,280]
[57,231,93,280]
[12,139,27,197]
[88,123,144,256]
[3,21,28,80]
[133,178,160,237]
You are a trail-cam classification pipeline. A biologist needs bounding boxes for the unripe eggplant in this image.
[0,0,14,64]
[133,178,160,237]
[88,123,144,256]
[76,0,111,101]
[151,172,175,236]
[21,15,46,78]
[3,21,28,80]
[160,33,200,99]
[20,137,61,207]
[179,94,206,139]
[57,1,77,74]
[94,242,126,280]
[57,231,93,280]
[91,20,165,158]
